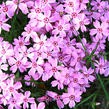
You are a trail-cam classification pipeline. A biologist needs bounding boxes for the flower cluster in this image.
[0,0,109,109]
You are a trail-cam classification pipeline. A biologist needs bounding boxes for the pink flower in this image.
[22,24,38,42]
[27,56,44,76]
[90,20,108,39]
[0,14,11,33]
[62,88,82,108]
[73,13,90,32]
[6,78,22,95]
[51,72,65,90]
[33,34,47,51]
[31,102,45,109]
[82,66,95,83]
[22,91,35,109]
[0,2,14,18]
[8,93,23,109]
[52,20,70,37]
[0,41,14,63]
[8,52,27,73]
[47,91,64,109]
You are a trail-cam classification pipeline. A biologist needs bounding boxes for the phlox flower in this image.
[90,20,108,39]
[33,34,47,51]
[51,72,65,90]
[6,0,29,14]
[73,13,90,32]
[5,78,22,96]
[13,36,30,48]
[8,93,23,109]
[0,2,13,18]
[52,20,70,37]
[82,66,95,83]
[27,56,44,76]
[31,102,45,109]
[64,0,79,12]
[95,57,109,75]
[0,14,11,34]
[8,52,28,73]
[22,24,38,42]
[22,91,35,109]
[0,41,14,63]
[37,10,54,31]
[62,88,82,108]
[47,91,64,109]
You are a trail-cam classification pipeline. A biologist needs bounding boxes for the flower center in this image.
[58,25,63,31]
[35,8,41,13]
[16,61,21,66]
[69,95,75,100]
[2,6,8,12]
[79,21,84,26]
[73,78,78,83]
[68,2,74,7]
[12,99,16,104]
[52,67,57,72]
[97,28,103,33]
[53,41,58,46]
[39,41,44,46]
[32,62,37,68]
[1,49,6,55]
[72,12,77,18]
[23,97,28,102]
[9,87,14,92]
[99,64,103,69]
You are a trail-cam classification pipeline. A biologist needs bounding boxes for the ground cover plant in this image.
[0,0,109,109]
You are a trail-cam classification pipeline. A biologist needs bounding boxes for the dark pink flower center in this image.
[79,21,84,26]
[39,41,44,46]
[37,51,42,56]
[106,20,109,24]
[13,0,18,5]
[58,25,63,31]
[12,99,16,104]
[2,6,8,12]
[72,12,77,18]
[66,42,71,47]
[35,8,41,13]
[68,2,74,7]
[23,97,28,102]
[16,61,21,66]
[32,62,37,68]
[19,41,24,46]
[77,57,81,62]
[65,73,69,78]
[1,49,6,55]
[99,64,103,69]
[53,41,58,46]
[52,67,57,72]
[9,87,14,92]
[55,95,60,100]
[69,95,75,100]
[58,55,63,61]
[85,74,89,77]
[97,28,103,33]
[73,78,78,83]
[42,0,48,4]
[44,17,49,23]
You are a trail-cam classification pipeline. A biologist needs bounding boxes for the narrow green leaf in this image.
[75,93,95,108]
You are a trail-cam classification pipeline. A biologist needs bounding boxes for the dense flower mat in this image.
[0,0,109,109]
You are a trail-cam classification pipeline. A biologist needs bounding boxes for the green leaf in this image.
[75,93,96,108]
